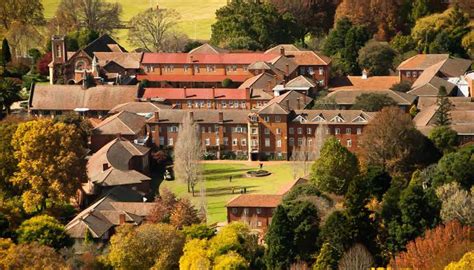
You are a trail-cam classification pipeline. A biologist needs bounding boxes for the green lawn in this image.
[160,162,295,224]
[41,0,226,48]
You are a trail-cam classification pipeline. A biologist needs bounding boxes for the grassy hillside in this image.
[41,0,226,49]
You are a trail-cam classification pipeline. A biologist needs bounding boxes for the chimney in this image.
[154,111,159,121]
[212,87,216,99]
[219,112,224,122]
[297,98,301,110]
[188,111,194,121]
[245,87,251,101]
[280,46,285,56]
[102,163,109,171]
[285,64,289,75]
[362,69,368,80]
[184,86,187,98]
[119,213,126,225]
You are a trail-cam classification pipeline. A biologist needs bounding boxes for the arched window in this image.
[75,60,86,71]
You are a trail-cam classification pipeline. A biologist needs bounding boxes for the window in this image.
[232,208,238,214]
[347,139,352,147]
[251,139,258,146]
[169,126,178,132]
[241,139,247,146]
[159,137,164,146]
[276,139,282,148]
[232,65,237,71]
[232,139,238,146]
[205,138,210,146]
[346,128,351,134]
[56,44,62,58]
[206,65,215,72]
[264,128,270,135]
[226,65,231,72]
[207,101,212,108]
[222,101,227,108]
[297,127,302,134]
[168,138,174,146]
[194,65,200,73]
[289,138,295,146]
[240,101,246,108]
[208,127,212,133]
[229,100,233,107]
[308,67,314,74]
[233,101,239,108]
[308,139,313,146]
[176,101,181,108]
[250,115,258,122]
[275,116,281,122]
[243,208,249,215]
[165,65,174,72]
[224,137,229,145]
[407,71,411,77]
[184,65,189,72]
[243,65,248,71]
[265,138,270,147]
[298,138,303,146]
[201,127,205,133]
[187,101,192,108]
[289,127,294,134]
[276,128,281,135]
[307,128,312,135]
[216,138,220,145]
[256,208,262,214]
[326,128,330,135]
[335,128,340,135]
[300,67,306,74]
[319,67,324,75]
[214,125,219,133]
[264,116,270,122]
[357,128,362,135]
[75,60,86,71]
[251,128,258,135]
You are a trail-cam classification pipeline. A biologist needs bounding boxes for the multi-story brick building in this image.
[146,91,375,160]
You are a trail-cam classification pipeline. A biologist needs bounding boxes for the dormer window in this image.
[312,114,325,122]
[352,115,367,123]
[330,115,345,123]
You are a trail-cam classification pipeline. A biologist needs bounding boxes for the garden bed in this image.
[246,170,271,177]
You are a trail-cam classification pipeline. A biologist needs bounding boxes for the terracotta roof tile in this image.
[226,194,283,208]
[330,76,400,91]
[92,111,146,135]
[137,74,250,82]
[109,102,171,114]
[147,110,250,124]
[398,54,449,70]
[142,53,278,64]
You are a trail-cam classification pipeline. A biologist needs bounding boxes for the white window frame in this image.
[265,138,271,147]
[335,128,340,135]
[346,128,351,134]
[232,139,238,146]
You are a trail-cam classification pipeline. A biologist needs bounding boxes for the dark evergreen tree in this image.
[435,86,452,126]
[1,39,12,74]
[265,205,294,269]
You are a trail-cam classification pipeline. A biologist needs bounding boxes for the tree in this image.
[313,242,341,270]
[0,81,23,116]
[445,251,474,270]
[182,223,216,240]
[436,182,473,226]
[338,244,374,270]
[16,215,71,250]
[108,223,185,270]
[359,106,439,175]
[352,93,397,112]
[390,34,416,55]
[55,0,122,34]
[128,8,186,52]
[433,145,474,189]
[0,240,67,269]
[37,52,52,76]
[357,41,396,76]
[1,39,11,72]
[311,137,359,195]
[170,198,201,229]
[363,166,392,201]
[320,211,354,254]
[264,206,293,270]
[179,238,212,270]
[213,251,249,270]
[174,114,203,195]
[0,0,45,29]
[270,0,337,44]
[0,121,18,195]
[429,126,458,153]
[390,221,473,270]
[341,26,370,75]
[11,119,87,213]
[221,78,233,88]
[53,112,92,148]
[411,0,432,21]
[435,86,453,126]
[390,81,412,93]
[211,0,298,50]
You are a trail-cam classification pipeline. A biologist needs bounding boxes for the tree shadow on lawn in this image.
[205,173,246,181]
[204,168,250,176]
[205,185,258,197]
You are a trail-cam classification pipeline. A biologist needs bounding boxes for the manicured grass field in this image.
[41,0,226,48]
[160,161,295,224]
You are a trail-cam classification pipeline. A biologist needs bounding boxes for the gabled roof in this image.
[271,91,312,110]
[137,74,250,83]
[226,194,283,208]
[94,52,143,69]
[270,55,299,75]
[109,102,171,114]
[265,44,300,54]
[147,110,251,124]
[258,102,289,114]
[238,72,277,90]
[284,50,331,65]
[248,61,274,70]
[141,52,278,65]
[327,89,417,106]
[82,34,127,57]
[330,76,400,91]
[286,75,318,88]
[292,110,376,124]
[398,54,450,70]
[141,87,272,100]
[66,186,154,239]
[30,85,138,111]
[409,76,457,97]
[188,43,228,54]
[88,138,150,186]
[92,111,146,135]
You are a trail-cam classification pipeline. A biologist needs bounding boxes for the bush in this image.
[390,81,412,93]
[222,78,233,88]
[16,215,72,250]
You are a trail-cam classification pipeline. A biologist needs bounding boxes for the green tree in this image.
[341,25,370,75]
[211,0,298,50]
[429,126,458,153]
[435,86,452,126]
[0,78,21,115]
[0,0,45,29]
[390,34,416,54]
[265,205,294,269]
[411,0,431,21]
[11,119,87,213]
[436,182,473,226]
[214,251,249,270]
[53,112,92,148]
[311,137,359,195]
[0,121,18,195]
[179,238,212,270]
[390,81,412,93]
[182,223,216,240]
[320,211,353,253]
[357,41,396,76]
[364,166,392,200]
[1,39,11,73]
[433,145,474,189]
[16,215,71,250]
[0,240,67,269]
[323,17,353,56]
[108,223,185,270]
[352,93,397,112]
[313,242,340,270]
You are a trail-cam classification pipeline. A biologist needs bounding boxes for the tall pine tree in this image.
[1,39,12,74]
[435,86,452,126]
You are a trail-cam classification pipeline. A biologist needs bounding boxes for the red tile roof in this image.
[142,53,279,64]
[137,74,250,82]
[142,88,248,100]
[226,194,283,208]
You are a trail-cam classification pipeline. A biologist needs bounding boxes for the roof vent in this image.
[362,69,368,80]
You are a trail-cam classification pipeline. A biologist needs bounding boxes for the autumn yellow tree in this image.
[11,119,87,213]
